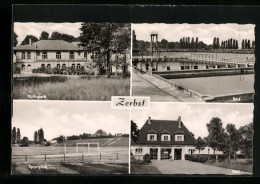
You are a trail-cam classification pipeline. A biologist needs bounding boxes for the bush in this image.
[45,141,51,146]
[20,137,29,147]
[184,154,208,163]
[143,154,152,164]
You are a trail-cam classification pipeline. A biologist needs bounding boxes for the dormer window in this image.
[147,134,157,141]
[69,52,75,59]
[175,135,184,141]
[161,134,171,141]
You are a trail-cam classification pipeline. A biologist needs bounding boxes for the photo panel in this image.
[11,101,130,174]
[13,22,131,101]
[132,23,255,103]
[130,103,253,175]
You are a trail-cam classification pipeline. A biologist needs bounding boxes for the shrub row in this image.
[185,154,248,163]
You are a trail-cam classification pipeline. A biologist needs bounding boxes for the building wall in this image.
[194,146,223,155]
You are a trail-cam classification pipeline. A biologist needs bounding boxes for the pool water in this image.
[169,74,254,97]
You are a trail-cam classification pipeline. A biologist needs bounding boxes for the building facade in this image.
[131,117,197,161]
[13,40,131,73]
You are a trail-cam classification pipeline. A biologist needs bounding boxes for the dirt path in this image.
[151,160,252,175]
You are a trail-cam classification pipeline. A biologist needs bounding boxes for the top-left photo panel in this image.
[12,22,131,101]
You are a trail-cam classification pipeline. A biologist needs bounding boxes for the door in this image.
[150,148,158,160]
[174,148,182,160]
[161,148,171,160]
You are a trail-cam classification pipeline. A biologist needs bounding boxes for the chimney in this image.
[29,38,32,45]
[148,117,151,124]
[178,116,181,128]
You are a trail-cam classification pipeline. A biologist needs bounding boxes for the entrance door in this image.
[174,149,182,160]
[150,148,158,160]
[161,148,172,160]
[146,63,149,71]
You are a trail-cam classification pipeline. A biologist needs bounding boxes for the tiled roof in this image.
[34,60,86,62]
[14,40,84,51]
[135,118,196,146]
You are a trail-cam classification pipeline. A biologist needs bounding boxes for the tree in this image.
[160,39,169,49]
[79,23,131,77]
[20,137,29,147]
[21,35,38,45]
[38,128,45,144]
[13,32,18,46]
[131,120,139,144]
[34,131,38,144]
[195,136,206,154]
[17,128,21,144]
[225,124,241,159]
[132,30,138,49]
[12,127,17,144]
[206,117,225,156]
[40,31,49,40]
[56,135,65,144]
[94,129,107,137]
[239,123,253,158]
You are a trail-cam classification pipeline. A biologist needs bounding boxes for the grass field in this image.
[12,161,128,174]
[130,164,161,174]
[204,159,252,173]
[13,75,130,100]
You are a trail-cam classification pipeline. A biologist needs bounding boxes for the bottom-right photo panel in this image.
[130,103,253,175]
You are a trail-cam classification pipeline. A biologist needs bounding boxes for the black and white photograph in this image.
[132,24,255,103]
[12,101,130,174]
[13,22,131,101]
[131,103,253,175]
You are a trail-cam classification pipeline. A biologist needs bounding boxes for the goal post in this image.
[76,142,100,155]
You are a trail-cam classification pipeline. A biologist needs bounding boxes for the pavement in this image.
[151,160,252,175]
[132,71,202,102]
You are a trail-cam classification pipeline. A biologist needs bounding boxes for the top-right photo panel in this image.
[132,24,255,103]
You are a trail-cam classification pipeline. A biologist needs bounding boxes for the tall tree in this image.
[13,32,18,46]
[21,35,38,45]
[225,124,241,159]
[94,129,107,137]
[195,136,206,154]
[40,31,49,40]
[17,128,21,144]
[38,128,45,144]
[12,127,17,144]
[34,131,38,144]
[79,23,130,77]
[239,123,253,158]
[206,117,225,155]
[131,120,139,144]
[20,137,29,147]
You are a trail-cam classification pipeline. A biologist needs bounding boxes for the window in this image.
[71,64,75,69]
[22,52,25,59]
[147,134,157,141]
[84,52,87,60]
[42,52,48,59]
[135,148,143,154]
[194,66,198,69]
[56,52,61,59]
[57,64,60,69]
[175,135,184,141]
[47,64,51,70]
[36,51,40,56]
[167,66,170,70]
[77,64,81,69]
[181,66,184,70]
[184,66,190,70]
[161,134,171,141]
[69,52,74,59]
[41,64,45,69]
[27,52,31,59]
[62,64,66,69]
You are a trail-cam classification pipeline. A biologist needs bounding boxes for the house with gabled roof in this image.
[131,116,196,160]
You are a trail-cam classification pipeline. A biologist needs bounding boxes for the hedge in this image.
[185,154,247,163]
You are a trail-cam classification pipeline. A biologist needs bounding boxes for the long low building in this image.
[13,40,131,73]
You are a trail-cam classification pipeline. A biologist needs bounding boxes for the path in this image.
[132,71,201,102]
[151,160,252,175]
[132,71,180,102]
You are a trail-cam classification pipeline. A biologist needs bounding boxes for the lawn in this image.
[204,159,252,173]
[130,163,161,174]
[13,75,130,100]
[12,161,128,174]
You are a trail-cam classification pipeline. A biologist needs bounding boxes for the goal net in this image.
[76,143,100,155]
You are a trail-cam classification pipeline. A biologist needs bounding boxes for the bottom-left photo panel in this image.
[11,100,130,175]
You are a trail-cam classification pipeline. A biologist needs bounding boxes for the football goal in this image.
[76,142,100,155]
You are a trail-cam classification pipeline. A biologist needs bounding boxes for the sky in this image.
[131,103,253,139]
[14,22,83,45]
[133,23,255,45]
[12,101,130,141]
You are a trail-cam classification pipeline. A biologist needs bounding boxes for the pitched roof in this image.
[135,118,196,146]
[14,40,84,51]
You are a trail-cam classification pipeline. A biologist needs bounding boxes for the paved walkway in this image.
[132,71,180,102]
[132,71,202,102]
[151,160,252,175]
